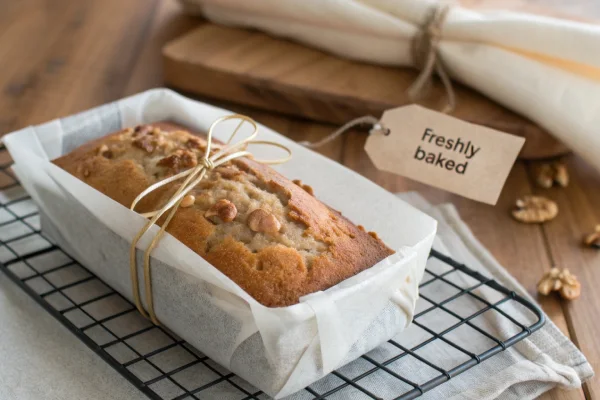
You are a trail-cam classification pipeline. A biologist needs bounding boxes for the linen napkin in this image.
[180,0,600,174]
[391,192,593,400]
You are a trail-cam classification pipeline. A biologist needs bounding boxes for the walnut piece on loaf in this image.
[52,122,394,307]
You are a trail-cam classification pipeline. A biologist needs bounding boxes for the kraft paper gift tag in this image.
[365,105,525,205]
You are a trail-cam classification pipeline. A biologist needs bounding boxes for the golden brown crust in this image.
[53,121,394,307]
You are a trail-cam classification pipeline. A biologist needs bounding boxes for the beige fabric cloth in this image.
[395,193,593,400]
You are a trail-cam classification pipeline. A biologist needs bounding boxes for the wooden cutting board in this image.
[163,23,569,159]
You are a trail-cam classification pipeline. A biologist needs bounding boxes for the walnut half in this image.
[97,144,113,159]
[512,196,558,224]
[535,164,554,189]
[554,163,569,187]
[583,225,600,249]
[537,267,581,300]
[534,162,569,188]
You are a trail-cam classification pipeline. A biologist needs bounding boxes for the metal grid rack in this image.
[0,147,545,400]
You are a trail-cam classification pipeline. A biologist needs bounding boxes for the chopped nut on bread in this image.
[180,195,195,208]
[292,179,314,196]
[247,209,281,233]
[205,199,237,223]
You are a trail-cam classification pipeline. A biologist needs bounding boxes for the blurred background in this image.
[1,2,599,398]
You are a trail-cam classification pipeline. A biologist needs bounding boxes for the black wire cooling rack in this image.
[0,147,545,400]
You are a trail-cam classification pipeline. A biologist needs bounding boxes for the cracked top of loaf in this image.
[53,121,394,307]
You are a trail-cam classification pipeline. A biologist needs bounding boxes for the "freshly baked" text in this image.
[413,128,480,174]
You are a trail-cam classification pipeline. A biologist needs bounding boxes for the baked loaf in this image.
[53,122,394,307]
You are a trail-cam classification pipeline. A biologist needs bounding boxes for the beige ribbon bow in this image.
[129,114,292,325]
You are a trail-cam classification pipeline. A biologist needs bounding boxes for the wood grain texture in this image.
[162,23,571,160]
[0,0,595,399]
[528,155,600,400]
[124,0,198,96]
[0,0,159,133]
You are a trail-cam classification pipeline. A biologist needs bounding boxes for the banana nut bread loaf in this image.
[53,122,394,307]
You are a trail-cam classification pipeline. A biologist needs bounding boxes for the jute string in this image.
[408,3,455,114]
[302,3,455,150]
[298,116,384,148]
[129,115,291,325]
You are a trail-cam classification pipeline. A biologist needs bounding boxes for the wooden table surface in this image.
[0,0,598,399]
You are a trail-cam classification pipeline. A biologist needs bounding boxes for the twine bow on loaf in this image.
[128,114,292,325]
[408,3,456,114]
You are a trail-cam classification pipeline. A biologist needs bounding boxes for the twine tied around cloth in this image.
[302,3,455,150]
[408,3,455,114]
[129,115,292,325]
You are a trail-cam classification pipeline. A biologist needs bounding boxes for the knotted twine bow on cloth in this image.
[301,3,455,150]
[408,3,456,114]
[128,115,292,325]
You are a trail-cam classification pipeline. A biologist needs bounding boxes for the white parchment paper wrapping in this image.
[3,89,436,398]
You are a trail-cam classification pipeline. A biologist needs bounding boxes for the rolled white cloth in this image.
[180,0,600,173]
